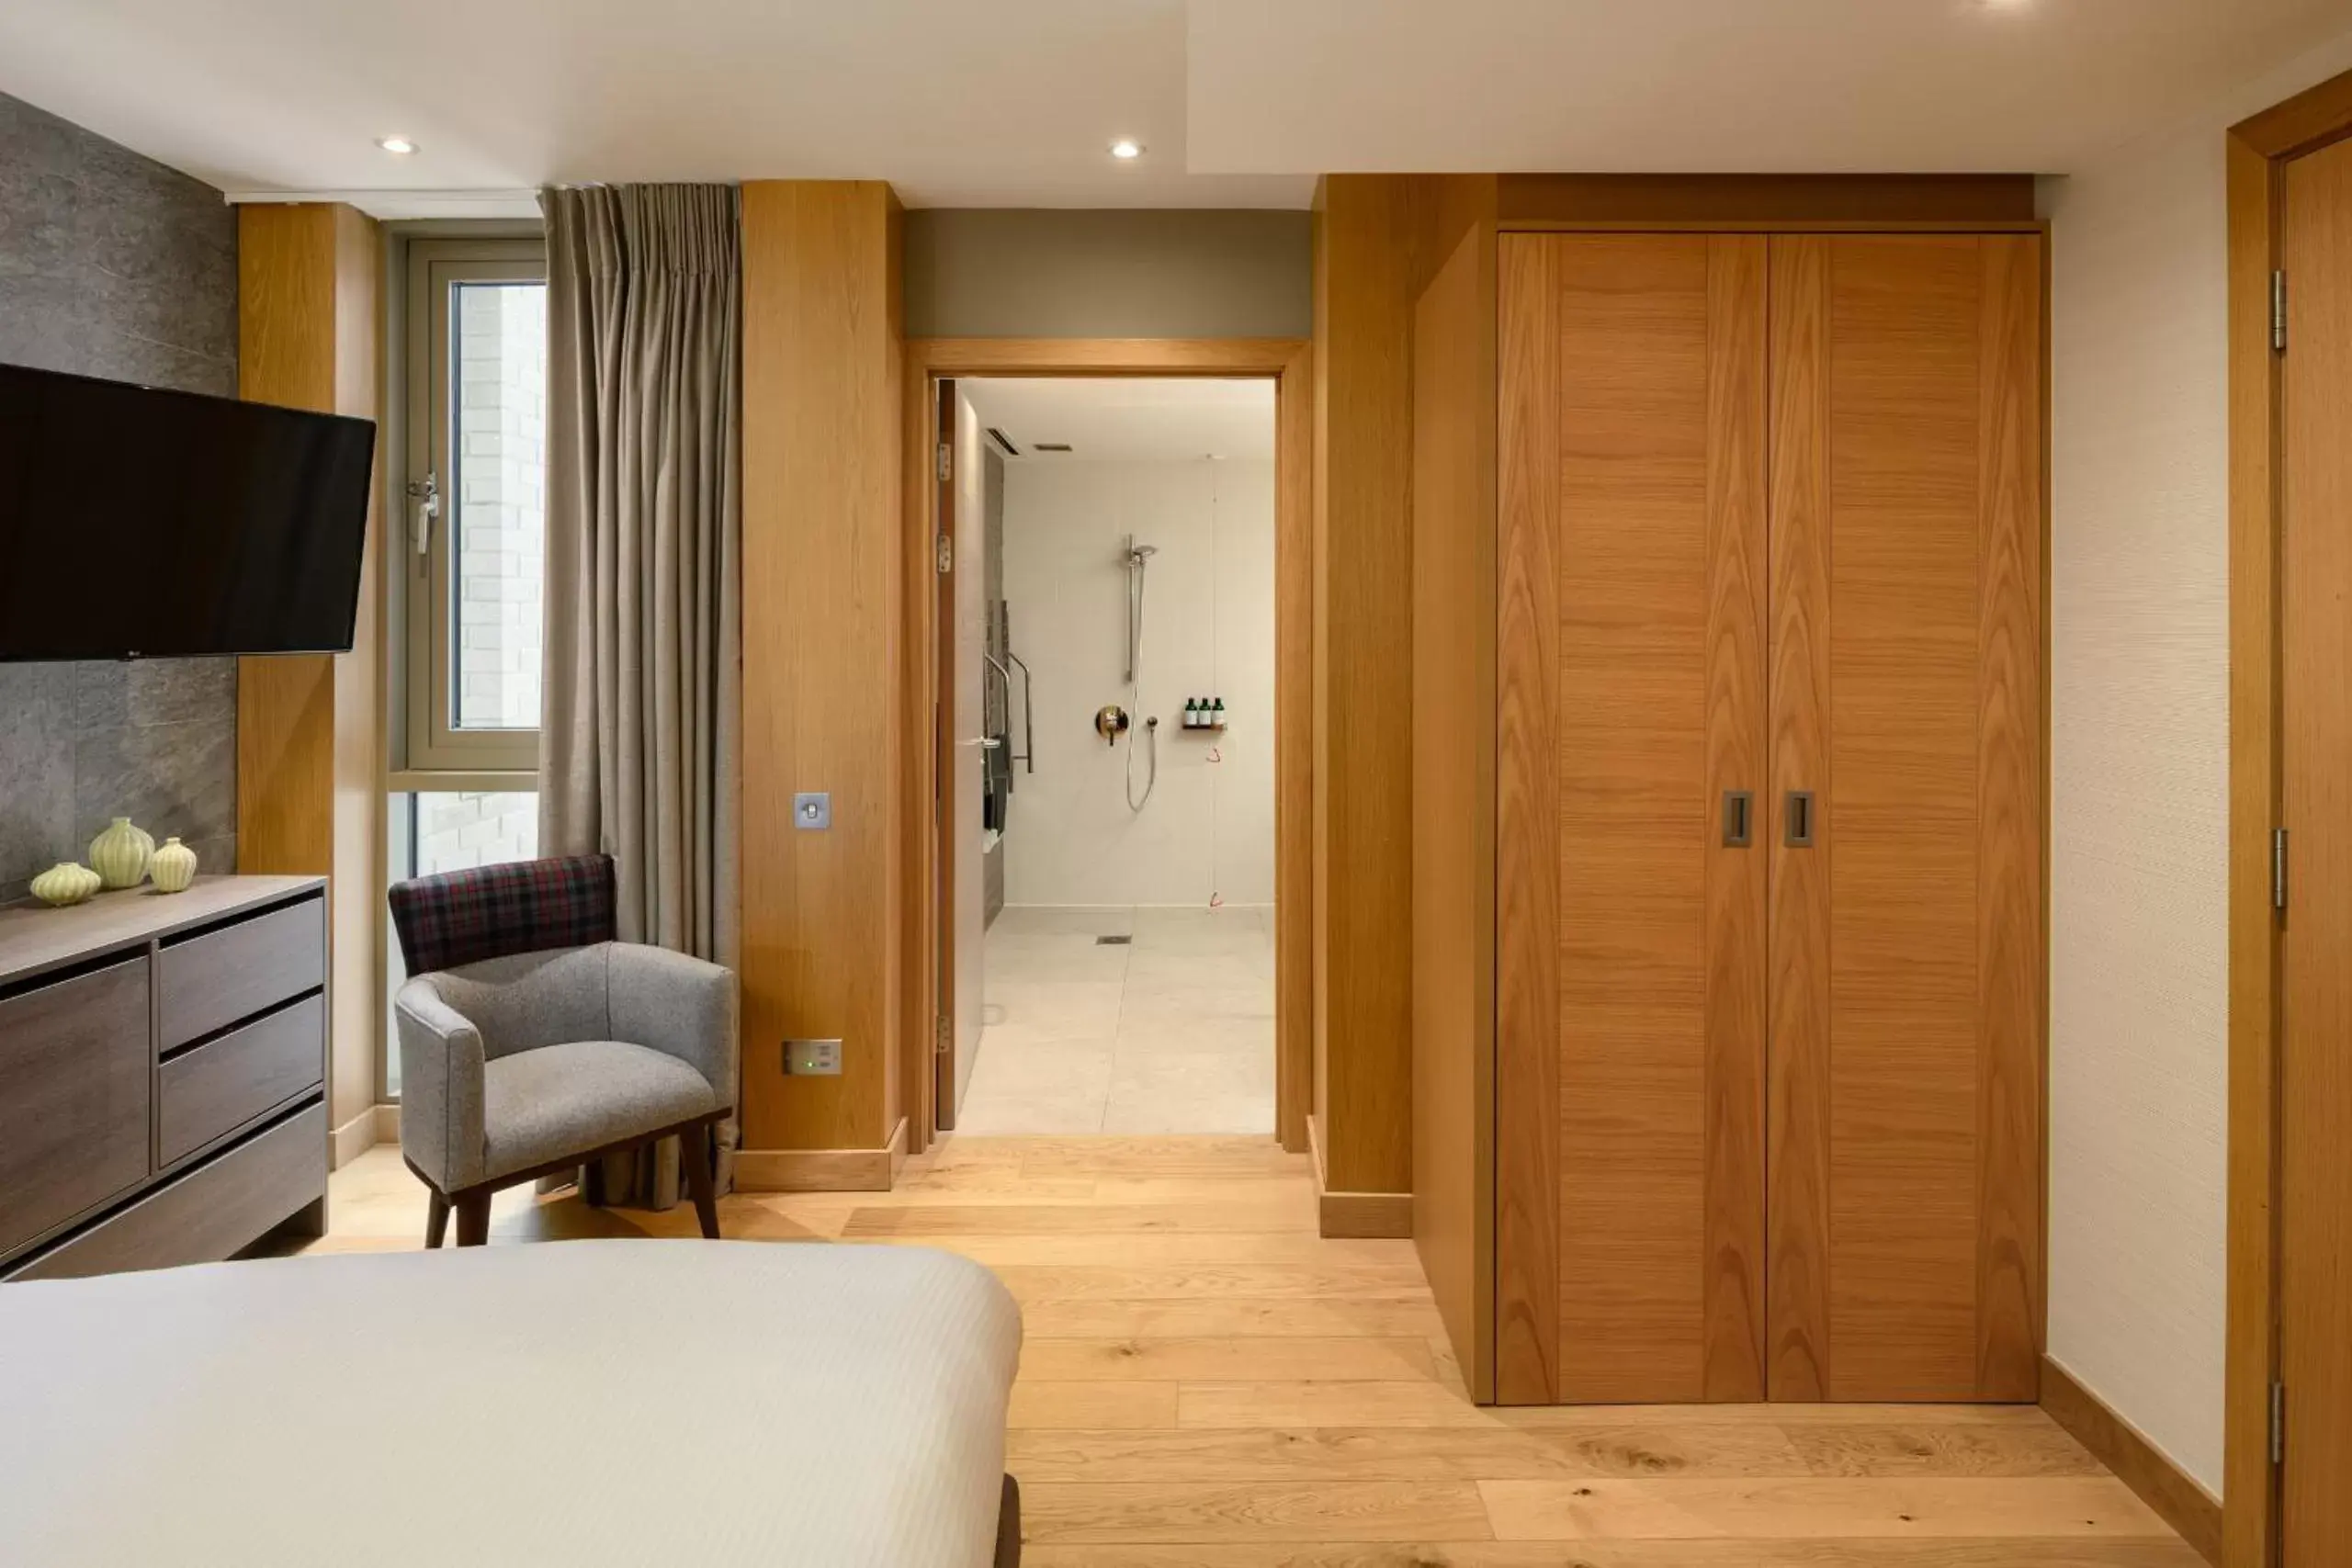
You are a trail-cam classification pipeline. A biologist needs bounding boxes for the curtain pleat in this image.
[539,183,742,1207]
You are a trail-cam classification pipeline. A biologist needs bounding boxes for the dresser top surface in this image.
[0,875,326,989]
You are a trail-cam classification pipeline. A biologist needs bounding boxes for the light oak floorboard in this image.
[1479,1477,2166,1541]
[1011,1382,1180,1430]
[1023,1481,1495,1544]
[1006,1425,1808,1483]
[1021,1337,1439,1382]
[307,1137,2188,1560]
[1023,1546,2205,1567]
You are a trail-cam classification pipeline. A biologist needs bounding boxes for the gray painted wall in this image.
[904,209,1311,339]
[0,92,239,902]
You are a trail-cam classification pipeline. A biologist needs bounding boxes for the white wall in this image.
[1001,457,1274,908]
[2045,28,2352,1496]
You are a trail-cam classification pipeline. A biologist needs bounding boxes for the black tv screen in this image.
[0,361,376,660]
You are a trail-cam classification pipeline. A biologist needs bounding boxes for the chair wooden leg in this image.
[685,1123,721,1241]
[425,1190,450,1249]
[454,1190,492,1247]
[582,1156,607,1208]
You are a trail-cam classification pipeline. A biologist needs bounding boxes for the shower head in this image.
[1126,542,1159,563]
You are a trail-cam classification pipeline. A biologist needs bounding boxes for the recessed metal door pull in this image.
[1722,790,1753,847]
[1784,790,1815,848]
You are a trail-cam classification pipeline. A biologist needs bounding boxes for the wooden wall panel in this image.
[237,205,342,882]
[1767,235,2042,1402]
[1973,233,2045,1402]
[1493,234,1561,1404]
[236,202,383,1136]
[1311,175,1417,1199]
[1410,222,1498,1404]
[1497,175,2037,229]
[739,181,905,1156]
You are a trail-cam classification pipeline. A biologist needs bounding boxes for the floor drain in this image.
[1094,934,1133,945]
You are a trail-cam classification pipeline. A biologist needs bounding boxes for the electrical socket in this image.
[784,1038,842,1076]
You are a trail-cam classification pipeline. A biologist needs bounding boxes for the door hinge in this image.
[2273,270,2289,352]
[936,441,953,483]
[2274,827,2290,913]
[934,1015,951,1055]
[935,532,954,574]
[2271,1380,2287,1465]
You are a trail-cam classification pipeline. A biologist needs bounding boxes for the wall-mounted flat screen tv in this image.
[0,361,376,661]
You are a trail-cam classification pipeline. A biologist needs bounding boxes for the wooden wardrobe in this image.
[1423,209,2045,1407]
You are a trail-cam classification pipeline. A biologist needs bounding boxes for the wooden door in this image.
[1764,235,2042,1402]
[1495,233,1770,1403]
[2280,131,2352,1567]
[937,380,989,1126]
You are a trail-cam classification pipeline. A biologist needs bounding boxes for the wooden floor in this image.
[311,1135,2197,1566]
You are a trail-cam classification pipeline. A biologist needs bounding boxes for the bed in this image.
[0,1239,1024,1567]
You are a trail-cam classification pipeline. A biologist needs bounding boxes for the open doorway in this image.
[937,375,1278,1134]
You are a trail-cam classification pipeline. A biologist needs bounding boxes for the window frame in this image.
[401,238,549,773]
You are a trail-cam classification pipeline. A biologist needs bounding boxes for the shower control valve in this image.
[1095,705,1132,745]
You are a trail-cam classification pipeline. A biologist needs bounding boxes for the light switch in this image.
[784,1038,842,1076]
[794,792,831,830]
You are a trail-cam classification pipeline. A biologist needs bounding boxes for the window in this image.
[382,790,540,1098]
[403,240,548,771]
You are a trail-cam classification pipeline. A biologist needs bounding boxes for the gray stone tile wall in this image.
[0,91,238,901]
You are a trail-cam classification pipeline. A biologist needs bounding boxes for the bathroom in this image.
[944,376,1276,1134]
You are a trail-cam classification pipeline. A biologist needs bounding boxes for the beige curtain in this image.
[538,184,741,1206]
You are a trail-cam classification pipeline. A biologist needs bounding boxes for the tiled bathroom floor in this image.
[955,904,1275,1134]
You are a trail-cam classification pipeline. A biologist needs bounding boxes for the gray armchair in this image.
[388,855,735,1247]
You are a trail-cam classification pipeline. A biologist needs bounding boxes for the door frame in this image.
[898,337,1315,1157]
[2224,65,2352,1568]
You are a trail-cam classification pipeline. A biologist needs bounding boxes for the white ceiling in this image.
[0,1,1308,213]
[1187,0,2352,175]
[963,378,1275,463]
[1,0,2348,216]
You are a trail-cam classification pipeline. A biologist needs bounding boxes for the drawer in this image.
[0,957,153,1263]
[158,895,323,1050]
[7,1101,326,1282]
[158,995,325,1167]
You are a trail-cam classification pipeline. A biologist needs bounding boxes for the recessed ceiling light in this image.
[377,136,418,155]
[1109,138,1144,161]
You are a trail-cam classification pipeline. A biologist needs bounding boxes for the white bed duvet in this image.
[0,1239,1023,1567]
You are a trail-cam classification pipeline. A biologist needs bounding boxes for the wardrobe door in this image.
[1496,233,1769,1403]
[1765,235,2043,1403]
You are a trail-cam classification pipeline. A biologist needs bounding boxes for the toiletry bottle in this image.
[1211,697,1226,729]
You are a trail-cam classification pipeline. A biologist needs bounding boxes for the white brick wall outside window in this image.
[453,283,548,732]
[384,790,538,1097]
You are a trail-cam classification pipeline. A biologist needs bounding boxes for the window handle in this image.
[407,470,440,558]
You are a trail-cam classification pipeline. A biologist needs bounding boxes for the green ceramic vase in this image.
[150,836,198,895]
[88,817,153,890]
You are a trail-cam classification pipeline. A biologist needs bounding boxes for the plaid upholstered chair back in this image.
[388,854,618,976]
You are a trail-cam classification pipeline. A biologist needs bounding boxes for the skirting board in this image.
[734,1117,909,1192]
[2040,1355,2222,1565]
[331,1104,398,1168]
[1307,1111,1412,1239]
